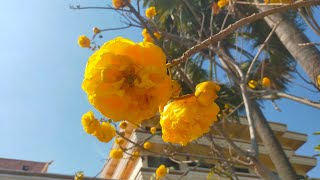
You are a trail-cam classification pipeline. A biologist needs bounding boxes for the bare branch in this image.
[166,0,320,68]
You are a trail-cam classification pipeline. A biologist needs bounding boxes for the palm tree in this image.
[255,2,320,89]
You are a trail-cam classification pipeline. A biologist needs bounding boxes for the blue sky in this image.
[0,0,319,178]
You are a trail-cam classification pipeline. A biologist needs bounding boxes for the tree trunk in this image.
[251,100,298,180]
[258,5,320,87]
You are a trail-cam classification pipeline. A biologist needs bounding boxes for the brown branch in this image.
[166,0,320,68]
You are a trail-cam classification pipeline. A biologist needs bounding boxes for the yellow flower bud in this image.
[94,122,116,143]
[132,151,140,159]
[112,0,131,9]
[78,35,90,48]
[81,111,100,134]
[248,80,257,89]
[110,149,123,159]
[143,141,152,149]
[92,27,101,34]
[119,121,128,129]
[115,138,125,145]
[74,171,84,180]
[156,165,167,178]
[262,77,271,88]
[150,127,157,135]
[224,104,230,109]
[217,0,228,8]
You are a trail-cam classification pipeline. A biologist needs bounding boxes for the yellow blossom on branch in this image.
[217,0,228,8]
[142,29,161,43]
[150,127,157,134]
[194,81,220,106]
[119,121,128,129]
[145,6,157,19]
[160,82,220,145]
[112,0,130,9]
[82,37,172,124]
[156,165,167,179]
[262,77,271,88]
[143,141,152,149]
[94,122,116,143]
[110,149,123,159]
[81,111,100,134]
[248,80,258,89]
[132,151,140,159]
[115,138,125,145]
[78,35,91,48]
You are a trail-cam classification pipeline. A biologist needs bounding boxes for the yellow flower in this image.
[142,29,161,43]
[78,35,90,48]
[194,81,220,106]
[94,122,116,143]
[110,149,123,159]
[156,165,167,178]
[82,37,172,124]
[132,151,140,159]
[317,74,320,89]
[81,111,100,134]
[150,127,157,134]
[224,104,230,109]
[92,27,101,34]
[119,121,128,129]
[112,0,130,9]
[143,141,152,149]
[74,171,84,180]
[217,0,228,8]
[145,6,157,19]
[160,96,220,146]
[115,138,125,145]
[171,80,181,98]
[248,80,258,89]
[262,77,271,88]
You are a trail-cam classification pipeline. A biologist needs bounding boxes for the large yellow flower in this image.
[94,122,116,143]
[81,111,100,134]
[160,96,220,146]
[82,37,171,124]
[145,6,157,19]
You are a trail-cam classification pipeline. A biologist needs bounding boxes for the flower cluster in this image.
[81,111,116,143]
[145,6,157,19]
[160,81,220,146]
[248,77,271,89]
[82,37,172,124]
[142,29,161,43]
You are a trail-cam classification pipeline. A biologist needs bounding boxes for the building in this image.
[101,116,317,180]
[0,158,107,180]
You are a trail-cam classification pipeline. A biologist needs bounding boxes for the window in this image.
[147,156,180,170]
[234,167,249,173]
[22,165,30,171]
[187,162,215,169]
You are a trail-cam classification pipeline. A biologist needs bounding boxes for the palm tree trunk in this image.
[251,100,298,180]
[258,5,320,87]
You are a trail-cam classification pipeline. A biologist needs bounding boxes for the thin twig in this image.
[245,21,280,81]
